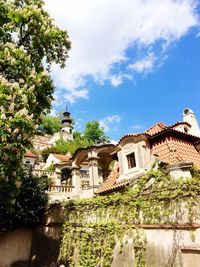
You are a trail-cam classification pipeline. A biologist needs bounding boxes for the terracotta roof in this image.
[117,133,145,146]
[96,170,131,194]
[152,136,200,168]
[145,122,167,136]
[51,153,71,162]
[25,150,37,158]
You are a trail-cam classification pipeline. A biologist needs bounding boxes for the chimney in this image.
[183,108,200,137]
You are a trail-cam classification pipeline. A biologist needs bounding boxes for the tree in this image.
[39,115,62,135]
[84,120,110,144]
[0,0,70,211]
[0,170,49,232]
[41,132,92,161]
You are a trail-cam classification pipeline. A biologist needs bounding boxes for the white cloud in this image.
[64,88,89,104]
[128,53,156,73]
[110,75,124,87]
[45,0,199,104]
[110,74,132,87]
[99,115,121,132]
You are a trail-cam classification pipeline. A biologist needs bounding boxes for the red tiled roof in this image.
[51,153,70,162]
[117,133,145,146]
[145,122,167,136]
[25,150,37,158]
[97,171,119,194]
[152,136,200,168]
[97,170,131,194]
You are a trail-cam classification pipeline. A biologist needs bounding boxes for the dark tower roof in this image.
[62,107,72,125]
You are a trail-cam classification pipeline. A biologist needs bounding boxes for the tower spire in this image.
[61,106,73,141]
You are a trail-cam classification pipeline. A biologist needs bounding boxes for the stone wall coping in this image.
[167,162,193,171]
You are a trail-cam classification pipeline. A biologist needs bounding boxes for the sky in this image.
[44,0,200,141]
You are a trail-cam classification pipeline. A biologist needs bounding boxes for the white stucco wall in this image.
[43,154,60,169]
[117,138,151,183]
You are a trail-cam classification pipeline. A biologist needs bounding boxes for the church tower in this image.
[61,107,73,141]
[183,108,200,137]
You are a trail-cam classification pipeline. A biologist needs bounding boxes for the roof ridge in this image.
[145,122,166,132]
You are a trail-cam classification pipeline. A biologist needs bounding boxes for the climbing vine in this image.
[59,221,118,267]
[59,222,147,267]
[58,167,200,267]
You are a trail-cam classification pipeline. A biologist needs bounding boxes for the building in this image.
[27,108,200,200]
[68,108,200,197]
[23,150,37,167]
[97,108,200,195]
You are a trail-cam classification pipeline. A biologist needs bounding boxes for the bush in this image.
[0,170,49,233]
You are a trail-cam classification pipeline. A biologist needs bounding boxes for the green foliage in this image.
[59,220,147,267]
[0,0,70,206]
[58,168,200,266]
[0,170,48,233]
[65,132,92,155]
[40,119,111,160]
[39,115,62,134]
[84,120,110,144]
[41,133,92,161]
[45,163,56,171]
[59,221,118,267]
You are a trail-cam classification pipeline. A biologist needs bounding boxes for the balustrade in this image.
[48,185,74,193]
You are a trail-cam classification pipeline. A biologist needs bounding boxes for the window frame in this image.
[126,152,136,169]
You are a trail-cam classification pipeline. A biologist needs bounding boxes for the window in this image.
[127,152,136,169]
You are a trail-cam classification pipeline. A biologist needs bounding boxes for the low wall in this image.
[29,205,200,267]
[0,228,33,267]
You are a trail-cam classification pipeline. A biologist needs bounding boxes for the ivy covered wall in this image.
[31,167,200,267]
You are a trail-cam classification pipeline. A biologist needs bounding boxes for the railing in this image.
[48,185,75,201]
[48,185,74,193]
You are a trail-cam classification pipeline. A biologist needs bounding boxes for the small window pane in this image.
[127,152,136,169]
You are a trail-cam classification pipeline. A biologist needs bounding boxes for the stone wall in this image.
[112,228,200,267]
[0,228,32,267]
[29,204,200,267]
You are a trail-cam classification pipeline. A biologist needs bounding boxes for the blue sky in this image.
[45,0,200,141]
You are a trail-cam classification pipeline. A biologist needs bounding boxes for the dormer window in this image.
[127,152,136,169]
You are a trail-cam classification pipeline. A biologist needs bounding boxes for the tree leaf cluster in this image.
[84,120,110,144]
[0,170,49,233]
[38,115,62,135]
[0,0,70,206]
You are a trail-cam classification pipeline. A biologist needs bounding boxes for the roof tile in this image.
[25,150,37,158]
[51,153,70,162]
